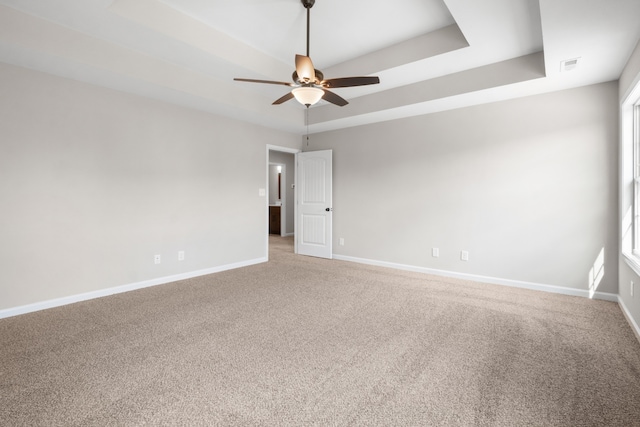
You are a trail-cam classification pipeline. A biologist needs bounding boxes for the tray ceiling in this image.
[0,0,638,134]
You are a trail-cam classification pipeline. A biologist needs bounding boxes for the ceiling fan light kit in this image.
[292,86,324,106]
[234,0,380,108]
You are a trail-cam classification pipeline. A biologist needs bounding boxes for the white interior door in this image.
[296,150,332,259]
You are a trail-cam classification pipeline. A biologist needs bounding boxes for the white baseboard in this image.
[333,254,619,302]
[618,297,640,343]
[3,253,628,325]
[0,257,267,320]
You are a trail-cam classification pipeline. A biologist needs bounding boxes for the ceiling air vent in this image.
[560,58,580,72]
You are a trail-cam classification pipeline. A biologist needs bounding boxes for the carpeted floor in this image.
[2,235,640,426]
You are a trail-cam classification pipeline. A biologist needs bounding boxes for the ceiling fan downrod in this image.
[302,0,315,57]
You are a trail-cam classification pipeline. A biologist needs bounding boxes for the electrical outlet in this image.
[632,281,635,297]
[339,238,344,246]
[178,250,185,261]
[432,248,439,257]
[461,250,469,261]
[154,254,161,265]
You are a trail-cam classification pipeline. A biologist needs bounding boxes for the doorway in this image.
[267,145,299,257]
[268,162,285,235]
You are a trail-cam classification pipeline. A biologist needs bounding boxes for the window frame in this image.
[623,80,640,275]
[635,104,640,256]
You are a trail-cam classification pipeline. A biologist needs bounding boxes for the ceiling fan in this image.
[234,0,380,107]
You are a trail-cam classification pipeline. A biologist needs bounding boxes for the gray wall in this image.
[306,82,619,295]
[0,63,300,311]
[0,57,631,329]
[619,39,640,335]
[269,150,295,236]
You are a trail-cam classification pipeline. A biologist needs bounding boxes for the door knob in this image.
[325,208,332,212]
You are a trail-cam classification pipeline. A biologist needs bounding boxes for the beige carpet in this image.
[2,235,640,426]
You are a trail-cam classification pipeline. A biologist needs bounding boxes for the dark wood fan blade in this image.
[295,54,315,83]
[234,78,293,87]
[322,89,348,107]
[272,92,295,105]
[322,76,380,88]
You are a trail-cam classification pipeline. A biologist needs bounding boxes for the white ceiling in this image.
[0,0,639,135]
[158,0,456,68]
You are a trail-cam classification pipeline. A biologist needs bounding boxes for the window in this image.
[635,104,640,254]
[623,80,640,274]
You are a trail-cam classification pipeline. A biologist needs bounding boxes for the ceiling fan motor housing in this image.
[292,69,324,85]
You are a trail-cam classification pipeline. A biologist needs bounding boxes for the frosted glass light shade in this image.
[292,86,324,106]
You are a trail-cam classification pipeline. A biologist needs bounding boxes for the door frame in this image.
[266,145,300,258]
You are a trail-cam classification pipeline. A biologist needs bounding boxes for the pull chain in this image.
[306,106,310,146]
